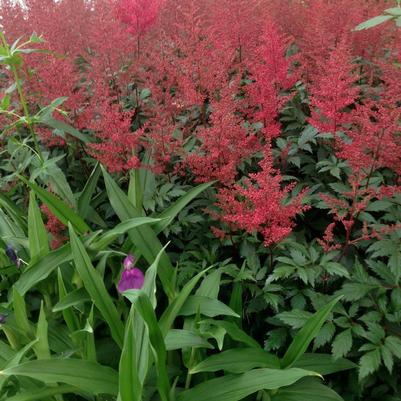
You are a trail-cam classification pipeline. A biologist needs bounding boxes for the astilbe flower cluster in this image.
[40,204,67,250]
[216,148,308,247]
[186,82,260,185]
[308,39,359,134]
[248,21,298,140]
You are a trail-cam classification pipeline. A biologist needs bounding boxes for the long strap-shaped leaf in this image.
[129,291,171,401]
[119,308,142,401]
[102,167,174,299]
[177,368,319,401]
[15,244,72,295]
[21,177,90,234]
[69,224,124,348]
[0,359,118,395]
[281,296,342,368]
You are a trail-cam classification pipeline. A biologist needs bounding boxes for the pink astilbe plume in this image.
[88,98,142,173]
[248,21,297,140]
[337,100,401,176]
[216,147,308,246]
[116,0,165,36]
[308,39,359,134]
[186,82,260,185]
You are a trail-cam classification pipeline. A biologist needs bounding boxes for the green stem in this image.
[185,348,196,390]
[11,64,44,163]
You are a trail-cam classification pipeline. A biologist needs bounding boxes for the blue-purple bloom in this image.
[0,314,7,324]
[118,255,144,293]
[6,245,21,268]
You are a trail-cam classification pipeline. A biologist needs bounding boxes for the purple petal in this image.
[123,254,135,270]
[118,267,145,293]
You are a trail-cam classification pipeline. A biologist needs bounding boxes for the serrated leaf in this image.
[332,329,353,359]
[359,348,381,380]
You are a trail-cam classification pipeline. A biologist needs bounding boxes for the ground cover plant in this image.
[0,0,400,400]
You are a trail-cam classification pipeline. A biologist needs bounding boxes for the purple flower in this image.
[123,254,135,270]
[6,245,20,268]
[0,314,7,324]
[118,255,144,293]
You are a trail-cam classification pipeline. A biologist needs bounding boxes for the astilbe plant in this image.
[308,38,359,134]
[216,147,308,247]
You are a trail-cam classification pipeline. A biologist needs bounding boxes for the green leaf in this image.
[34,302,50,359]
[153,181,214,233]
[165,329,212,351]
[69,224,124,348]
[15,244,71,295]
[177,368,319,401]
[52,287,90,312]
[0,359,118,395]
[23,179,90,234]
[354,14,394,30]
[385,336,401,359]
[179,296,240,318]
[203,320,260,348]
[191,348,280,374]
[384,7,401,16]
[102,166,174,299]
[6,385,77,401]
[119,308,142,401]
[159,268,211,336]
[41,117,89,143]
[277,310,312,329]
[359,348,381,380]
[332,329,353,359]
[28,191,49,263]
[294,353,356,375]
[281,297,341,368]
[128,291,171,401]
[90,217,161,251]
[78,163,101,219]
[271,378,344,401]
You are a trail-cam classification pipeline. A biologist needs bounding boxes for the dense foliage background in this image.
[0,0,401,400]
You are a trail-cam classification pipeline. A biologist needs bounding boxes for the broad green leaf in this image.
[294,353,356,375]
[0,339,38,392]
[359,348,381,380]
[159,267,211,336]
[23,179,90,234]
[165,329,212,351]
[42,117,89,143]
[196,269,221,299]
[53,286,90,312]
[332,329,353,359]
[179,296,240,318]
[385,7,401,16]
[153,181,214,234]
[34,302,50,359]
[0,359,118,395]
[15,244,71,295]
[6,385,77,401]
[0,192,27,233]
[28,191,49,263]
[129,291,170,401]
[190,348,280,374]
[69,224,124,348]
[119,309,142,401]
[12,287,32,339]
[78,163,101,219]
[102,166,174,299]
[271,378,344,401]
[281,297,341,368]
[90,217,161,251]
[354,14,393,30]
[203,320,260,348]
[56,269,80,333]
[177,368,319,401]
